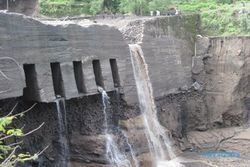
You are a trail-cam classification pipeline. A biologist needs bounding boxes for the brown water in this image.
[129,44,177,166]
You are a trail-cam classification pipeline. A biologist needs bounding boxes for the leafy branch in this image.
[0,104,48,167]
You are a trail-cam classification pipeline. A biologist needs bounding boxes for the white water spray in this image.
[100,88,132,167]
[114,88,139,167]
[129,44,176,165]
[120,130,139,167]
[55,98,69,167]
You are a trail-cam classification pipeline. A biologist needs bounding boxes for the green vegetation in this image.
[39,0,250,36]
[177,1,250,36]
[39,0,92,17]
[0,104,45,166]
[39,0,121,16]
[39,0,174,17]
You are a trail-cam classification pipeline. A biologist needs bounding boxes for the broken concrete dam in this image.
[1,11,250,167]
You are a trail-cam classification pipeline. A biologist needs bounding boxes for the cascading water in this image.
[129,44,176,166]
[100,88,132,167]
[55,98,69,167]
[113,88,139,167]
[120,130,139,167]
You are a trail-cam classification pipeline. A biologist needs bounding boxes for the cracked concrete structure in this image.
[0,13,200,105]
[0,12,136,103]
[1,11,250,167]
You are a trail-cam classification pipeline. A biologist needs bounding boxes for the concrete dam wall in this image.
[0,12,136,103]
[1,11,250,167]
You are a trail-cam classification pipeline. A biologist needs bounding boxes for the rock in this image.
[69,161,114,167]
[119,115,145,130]
[179,85,189,91]
[195,125,207,131]
[137,153,154,167]
[119,115,150,154]
[192,81,202,91]
[194,36,250,127]
[120,20,145,44]
[69,133,107,163]
[222,102,245,127]
[70,133,106,155]
[192,56,204,74]
[196,36,210,55]
[186,127,239,150]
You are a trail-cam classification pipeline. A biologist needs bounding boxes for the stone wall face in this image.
[193,36,250,127]
[157,36,250,134]
[127,15,202,135]
[0,93,124,166]
[141,15,200,98]
[136,18,250,132]
[0,13,201,105]
[156,90,208,137]
[0,12,136,103]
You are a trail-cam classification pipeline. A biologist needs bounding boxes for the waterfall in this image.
[120,130,139,167]
[113,88,139,167]
[55,98,69,167]
[129,44,176,165]
[101,89,132,167]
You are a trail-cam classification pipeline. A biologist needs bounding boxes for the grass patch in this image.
[177,1,250,36]
[39,0,91,17]
[39,0,250,36]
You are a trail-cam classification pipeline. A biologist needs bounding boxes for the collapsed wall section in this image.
[120,15,200,98]
[141,15,200,98]
[119,15,202,136]
[119,16,250,135]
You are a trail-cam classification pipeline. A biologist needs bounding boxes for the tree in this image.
[0,104,47,166]
[83,0,121,14]
[0,56,47,166]
[120,0,150,15]
[103,0,121,13]
[217,0,235,4]
[89,0,103,15]
[149,0,173,12]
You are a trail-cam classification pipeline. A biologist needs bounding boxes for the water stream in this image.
[114,88,139,167]
[129,44,176,165]
[101,89,132,167]
[55,98,69,167]
[120,130,139,167]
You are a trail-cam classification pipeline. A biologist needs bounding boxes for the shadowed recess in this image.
[50,62,65,98]
[92,59,105,88]
[110,59,121,87]
[73,61,87,94]
[23,64,41,101]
